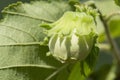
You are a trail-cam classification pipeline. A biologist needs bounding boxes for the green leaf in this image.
[0,67,55,80]
[68,62,85,80]
[114,0,120,6]
[0,0,72,80]
[85,46,99,70]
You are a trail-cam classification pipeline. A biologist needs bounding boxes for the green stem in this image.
[45,63,69,80]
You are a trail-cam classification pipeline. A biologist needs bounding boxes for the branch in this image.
[92,4,120,64]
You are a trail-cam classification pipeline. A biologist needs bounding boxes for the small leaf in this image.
[85,46,99,70]
[80,61,91,77]
[68,62,85,80]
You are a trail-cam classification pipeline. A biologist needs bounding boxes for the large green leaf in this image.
[0,0,72,80]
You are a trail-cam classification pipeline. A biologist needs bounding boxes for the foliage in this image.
[0,0,120,80]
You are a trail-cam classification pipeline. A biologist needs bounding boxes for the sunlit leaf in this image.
[0,0,72,80]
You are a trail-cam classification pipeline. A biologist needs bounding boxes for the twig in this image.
[106,11,120,22]
[92,4,120,64]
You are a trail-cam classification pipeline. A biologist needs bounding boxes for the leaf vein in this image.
[1,24,38,41]
[0,34,17,43]
[2,11,54,23]
[0,65,56,70]
[0,42,43,47]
